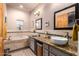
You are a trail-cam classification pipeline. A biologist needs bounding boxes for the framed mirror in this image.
[35,18,42,30]
[54,3,79,30]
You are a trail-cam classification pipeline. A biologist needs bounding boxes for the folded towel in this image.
[72,24,79,41]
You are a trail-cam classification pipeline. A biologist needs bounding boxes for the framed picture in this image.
[54,3,79,30]
[35,18,42,30]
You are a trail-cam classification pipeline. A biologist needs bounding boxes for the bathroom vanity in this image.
[29,36,77,56]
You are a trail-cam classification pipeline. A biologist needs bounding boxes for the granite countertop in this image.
[31,36,77,56]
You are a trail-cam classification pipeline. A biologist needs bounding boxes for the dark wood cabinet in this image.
[36,42,43,56]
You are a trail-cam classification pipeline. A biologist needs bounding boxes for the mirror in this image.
[35,18,42,30]
[54,4,79,30]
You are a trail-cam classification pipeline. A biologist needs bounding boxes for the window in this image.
[16,20,24,30]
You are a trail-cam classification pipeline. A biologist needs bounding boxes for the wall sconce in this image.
[34,9,40,16]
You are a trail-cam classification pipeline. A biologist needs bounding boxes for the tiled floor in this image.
[10,48,36,56]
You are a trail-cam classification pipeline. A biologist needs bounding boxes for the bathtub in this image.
[4,35,30,51]
[10,35,29,40]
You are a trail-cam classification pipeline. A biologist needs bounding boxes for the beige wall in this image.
[30,3,74,36]
[6,6,30,31]
[6,3,75,36]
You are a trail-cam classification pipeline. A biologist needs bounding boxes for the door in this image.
[0,3,3,37]
[0,3,4,56]
[0,37,4,56]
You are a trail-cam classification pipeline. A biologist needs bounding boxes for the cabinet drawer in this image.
[49,46,70,56]
[43,44,48,50]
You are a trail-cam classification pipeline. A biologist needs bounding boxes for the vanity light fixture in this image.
[34,9,40,16]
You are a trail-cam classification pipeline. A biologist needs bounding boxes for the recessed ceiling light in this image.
[19,5,23,8]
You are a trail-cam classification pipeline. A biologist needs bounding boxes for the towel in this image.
[72,24,79,41]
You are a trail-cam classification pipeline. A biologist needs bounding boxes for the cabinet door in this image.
[43,44,49,56]
[43,49,48,56]
[29,38,35,52]
[49,46,71,56]
[43,44,48,50]
[36,42,43,56]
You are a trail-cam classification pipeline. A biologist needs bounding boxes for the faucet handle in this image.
[64,32,69,37]
[65,32,71,39]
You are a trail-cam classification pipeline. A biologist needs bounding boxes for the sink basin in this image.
[50,36,68,45]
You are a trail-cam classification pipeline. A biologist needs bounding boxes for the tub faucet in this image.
[65,32,71,45]
[65,32,69,38]
[8,36,11,40]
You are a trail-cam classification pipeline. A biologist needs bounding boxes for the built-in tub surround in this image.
[4,39,29,51]
[4,32,31,51]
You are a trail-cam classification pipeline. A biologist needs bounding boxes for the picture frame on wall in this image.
[35,18,42,30]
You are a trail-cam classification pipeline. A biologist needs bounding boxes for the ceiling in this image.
[6,3,39,12]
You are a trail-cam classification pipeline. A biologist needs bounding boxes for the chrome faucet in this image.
[65,32,69,38]
[65,32,71,45]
